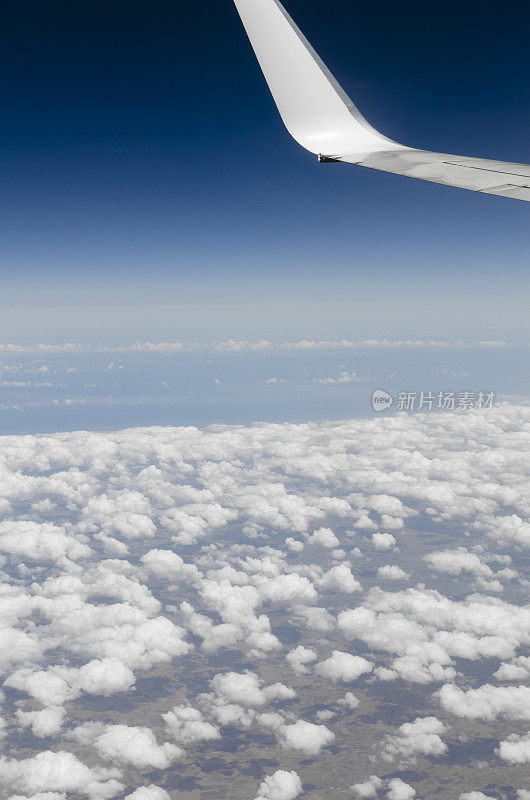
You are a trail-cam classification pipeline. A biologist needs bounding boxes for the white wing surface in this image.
[232,0,530,201]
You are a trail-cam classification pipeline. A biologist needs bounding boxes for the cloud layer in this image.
[0,405,528,797]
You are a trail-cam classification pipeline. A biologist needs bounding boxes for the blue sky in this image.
[0,0,528,342]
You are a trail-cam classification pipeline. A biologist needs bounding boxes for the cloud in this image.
[377,565,410,581]
[496,732,530,764]
[7,658,138,707]
[425,548,493,578]
[292,604,335,632]
[316,651,373,683]
[285,537,304,552]
[319,563,362,593]
[317,371,366,384]
[6,669,73,707]
[386,779,416,800]
[351,776,383,798]
[72,724,183,769]
[179,602,244,652]
[0,751,123,798]
[278,720,335,756]
[0,405,528,796]
[0,338,509,356]
[309,528,340,549]
[0,521,91,563]
[338,585,529,684]
[72,658,136,697]
[162,705,220,744]
[16,706,65,738]
[123,788,171,800]
[286,646,317,676]
[459,794,498,800]
[338,692,360,710]
[436,684,530,721]
[256,573,318,605]
[210,671,295,708]
[372,533,396,551]
[494,656,530,682]
[254,770,302,800]
[382,717,447,763]
[141,549,201,582]
[7,794,68,800]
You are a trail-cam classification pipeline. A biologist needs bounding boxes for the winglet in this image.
[232,0,401,156]
[232,0,530,201]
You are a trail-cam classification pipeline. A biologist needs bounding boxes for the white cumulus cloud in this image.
[278,720,335,756]
[316,651,373,683]
[254,770,302,800]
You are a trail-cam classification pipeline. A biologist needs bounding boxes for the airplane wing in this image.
[232,0,530,201]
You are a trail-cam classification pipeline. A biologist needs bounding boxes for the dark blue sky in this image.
[0,0,528,341]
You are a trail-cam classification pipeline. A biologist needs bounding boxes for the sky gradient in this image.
[0,9,529,796]
[0,0,528,340]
